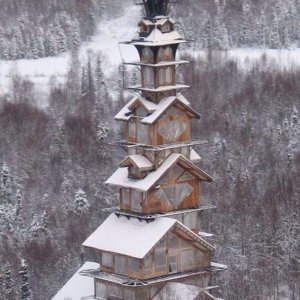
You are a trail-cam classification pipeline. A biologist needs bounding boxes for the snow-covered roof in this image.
[131,28,184,46]
[127,84,190,93]
[120,155,153,171]
[83,214,214,259]
[115,94,200,124]
[144,95,200,124]
[51,262,98,300]
[106,153,212,192]
[124,60,190,67]
[83,214,176,259]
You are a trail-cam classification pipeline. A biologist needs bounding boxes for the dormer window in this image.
[161,22,172,33]
[140,23,148,33]
[135,106,148,118]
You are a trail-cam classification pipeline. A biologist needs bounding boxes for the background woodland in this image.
[0,0,299,299]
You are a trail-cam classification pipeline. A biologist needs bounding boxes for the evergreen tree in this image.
[0,163,11,204]
[3,263,14,299]
[74,189,90,214]
[19,259,30,300]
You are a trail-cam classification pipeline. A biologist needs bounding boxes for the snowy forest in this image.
[0,0,299,299]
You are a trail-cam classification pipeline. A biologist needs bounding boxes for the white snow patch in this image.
[83,213,176,259]
[195,48,300,71]
[51,261,98,300]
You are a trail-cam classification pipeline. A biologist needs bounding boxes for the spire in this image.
[142,0,170,18]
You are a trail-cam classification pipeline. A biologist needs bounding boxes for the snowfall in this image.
[1,5,300,106]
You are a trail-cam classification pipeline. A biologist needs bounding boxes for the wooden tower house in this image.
[52,1,226,299]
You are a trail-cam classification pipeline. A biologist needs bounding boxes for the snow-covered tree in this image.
[96,122,109,141]
[3,263,14,299]
[74,189,90,214]
[19,259,30,300]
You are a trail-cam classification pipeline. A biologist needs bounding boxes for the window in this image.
[155,242,166,272]
[158,116,187,143]
[102,252,113,268]
[136,106,148,118]
[131,190,142,212]
[161,23,171,33]
[157,46,173,62]
[137,123,148,144]
[115,255,125,275]
[168,233,178,249]
[183,212,198,229]
[142,47,154,63]
[169,255,177,273]
[155,248,166,272]
[165,67,172,84]
[129,121,136,138]
[143,66,154,87]
[128,258,140,273]
[180,249,194,268]
[122,188,130,205]
[144,255,152,274]
[162,183,193,209]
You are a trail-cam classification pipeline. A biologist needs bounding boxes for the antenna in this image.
[134,0,177,18]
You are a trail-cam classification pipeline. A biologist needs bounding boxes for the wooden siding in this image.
[98,229,211,281]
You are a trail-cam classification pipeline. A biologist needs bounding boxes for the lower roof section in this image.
[51,261,224,300]
[51,261,98,300]
[80,267,211,287]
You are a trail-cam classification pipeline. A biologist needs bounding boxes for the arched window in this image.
[158,66,173,86]
[143,66,154,87]
[157,46,173,62]
[142,47,154,63]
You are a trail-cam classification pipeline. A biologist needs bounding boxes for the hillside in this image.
[0,1,299,299]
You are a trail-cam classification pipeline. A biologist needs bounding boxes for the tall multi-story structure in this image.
[53,1,226,299]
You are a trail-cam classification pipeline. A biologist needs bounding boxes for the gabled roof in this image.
[133,27,183,46]
[120,155,153,171]
[114,94,200,124]
[142,95,200,124]
[83,214,176,259]
[83,214,214,259]
[106,153,212,192]
[51,262,98,300]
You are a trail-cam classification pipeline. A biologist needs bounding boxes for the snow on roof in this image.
[142,95,200,124]
[120,155,153,171]
[83,214,176,259]
[115,94,200,124]
[83,214,214,259]
[143,27,182,44]
[106,153,212,192]
[114,96,138,121]
[51,262,98,300]
[128,97,157,112]
[128,84,190,92]
[190,149,201,162]
[114,96,156,121]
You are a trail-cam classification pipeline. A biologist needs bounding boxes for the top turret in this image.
[142,0,170,18]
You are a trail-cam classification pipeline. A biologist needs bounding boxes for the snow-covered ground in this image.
[1,3,300,106]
